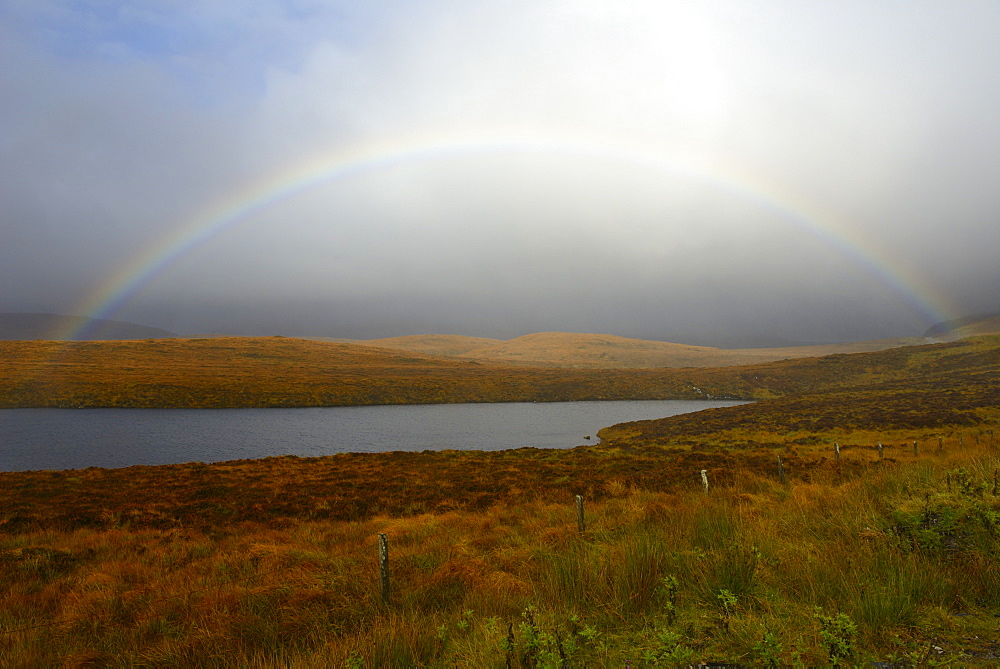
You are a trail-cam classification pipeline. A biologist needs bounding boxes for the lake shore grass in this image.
[0,335,998,665]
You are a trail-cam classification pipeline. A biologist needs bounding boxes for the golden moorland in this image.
[1,329,999,666]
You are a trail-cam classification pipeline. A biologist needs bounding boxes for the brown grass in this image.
[361,331,930,368]
[0,334,998,665]
[0,336,712,408]
[2,430,999,665]
[359,334,505,357]
[1,333,997,409]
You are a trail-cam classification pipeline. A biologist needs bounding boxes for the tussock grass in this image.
[2,431,1000,665]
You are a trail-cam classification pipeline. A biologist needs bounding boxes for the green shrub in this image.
[814,608,857,665]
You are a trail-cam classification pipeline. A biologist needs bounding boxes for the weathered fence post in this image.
[777,456,787,485]
[701,469,709,494]
[378,533,390,605]
[959,436,964,449]
[877,443,884,459]
[834,443,841,461]
[993,470,998,496]
[575,494,585,533]
[913,441,919,456]
[938,436,943,454]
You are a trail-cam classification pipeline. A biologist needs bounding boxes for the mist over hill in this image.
[7,311,1000,361]
[925,313,1000,338]
[0,313,176,341]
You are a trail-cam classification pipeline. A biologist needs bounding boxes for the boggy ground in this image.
[0,336,999,666]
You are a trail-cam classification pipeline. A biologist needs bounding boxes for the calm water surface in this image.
[0,400,745,471]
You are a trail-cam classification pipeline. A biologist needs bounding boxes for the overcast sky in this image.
[3,1,999,345]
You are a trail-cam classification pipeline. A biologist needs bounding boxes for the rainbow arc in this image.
[62,132,955,340]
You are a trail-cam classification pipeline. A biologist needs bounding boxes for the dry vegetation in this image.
[1,333,995,409]
[0,337,715,408]
[0,335,999,665]
[359,331,932,369]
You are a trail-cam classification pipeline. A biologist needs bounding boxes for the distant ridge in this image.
[925,313,1000,338]
[359,331,929,369]
[0,313,176,341]
[362,334,504,357]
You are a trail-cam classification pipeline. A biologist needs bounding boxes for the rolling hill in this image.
[926,313,1000,338]
[359,331,930,368]
[1,333,997,410]
[0,313,176,340]
[361,334,504,356]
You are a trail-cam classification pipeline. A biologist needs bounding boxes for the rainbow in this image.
[62,131,956,340]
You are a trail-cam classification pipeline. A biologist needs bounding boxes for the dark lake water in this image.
[0,400,746,471]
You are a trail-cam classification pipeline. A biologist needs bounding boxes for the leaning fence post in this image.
[378,533,390,605]
[834,443,841,461]
[777,456,787,485]
[575,494,585,533]
[701,469,709,494]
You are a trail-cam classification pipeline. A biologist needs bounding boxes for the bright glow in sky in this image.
[2,1,999,344]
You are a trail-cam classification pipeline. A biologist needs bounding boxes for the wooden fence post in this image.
[378,533,390,605]
[913,441,918,456]
[877,443,884,459]
[701,469,709,494]
[834,443,841,461]
[938,436,943,454]
[575,495,585,533]
[777,456,787,485]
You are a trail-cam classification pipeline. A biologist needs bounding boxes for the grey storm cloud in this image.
[2,0,999,344]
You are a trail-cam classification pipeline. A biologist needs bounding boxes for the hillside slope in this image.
[1,334,997,410]
[0,337,731,408]
[359,331,928,368]
[598,334,1000,447]
[361,334,504,356]
[953,314,1000,337]
[925,312,1000,338]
